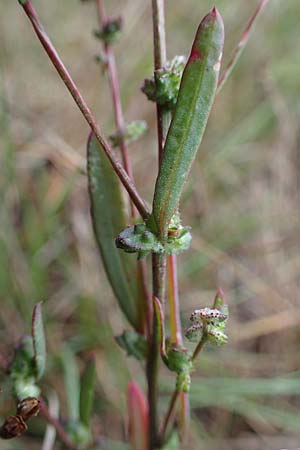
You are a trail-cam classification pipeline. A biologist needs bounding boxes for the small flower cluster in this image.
[109,120,148,148]
[141,56,187,110]
[94,17,123,45]
[185,303,229,346]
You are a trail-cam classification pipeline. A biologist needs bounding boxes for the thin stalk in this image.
[159,388,179,443]
[19,0,149,221]
[192,334,207,363]
[159,336,207,445]
[152,0,170,164]
[147,2,169,447]
[147,253,166,449]
[168,255,182,346]
[39,398,78,450]
[95,0,151,335]
[96,0,135,202]
[167,254,189,443]
[217,0,270,93]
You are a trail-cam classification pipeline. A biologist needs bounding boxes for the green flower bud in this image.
[141,56,186,110]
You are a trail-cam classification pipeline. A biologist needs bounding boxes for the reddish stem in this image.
[39,398,77,450]
[218,0,270,92]
[95,0,151,335]
[159,255,189,444]
[96,0,135,212]
[152,0,170,164]
[20,0,149,220]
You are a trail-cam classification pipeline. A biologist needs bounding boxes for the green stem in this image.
[159,335,207,446]
[19,0,149,220]
[192,334,207,363]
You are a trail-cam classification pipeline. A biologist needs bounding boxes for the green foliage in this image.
[110,120,148,147]
[32,302,46,379]
[165,346,193,393]
[87,134,139,328]
[9,304,47,400]
[80,356,96,427]
[115,331,148,361]
[94,17,122,44]
[116,222,191,258]
[141,56,186,110]
[62,348,96,446]
[152,9,224,239]
[61,346,81,422]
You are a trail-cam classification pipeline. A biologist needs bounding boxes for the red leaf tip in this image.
[211,6,217,16]
[217,287,225,298]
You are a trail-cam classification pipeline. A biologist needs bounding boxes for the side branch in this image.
[218,0,270,93]
[19,0,150,220]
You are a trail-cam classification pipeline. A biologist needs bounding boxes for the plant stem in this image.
[151,0,170,164]
[168,255,182,346]
[39,398,78,450]
[95,0,151,335]
[96,0,135,208]
[217,0,270,93]
[159,388,179,443]
[192,334,207,362]
[167,254,190,443]
[147,2,170,447]
[159,335,207,445]
[147,253,166,449]
[19,0,149,221]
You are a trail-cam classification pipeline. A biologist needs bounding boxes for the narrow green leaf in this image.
[32,302,46,379]
[152,8,224,238]
[153,296,167,360]
[80,355,97,427]
[61,346,80,421]
[87,133,138,328]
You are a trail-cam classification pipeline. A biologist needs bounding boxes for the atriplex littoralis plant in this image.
[9,1,269,449]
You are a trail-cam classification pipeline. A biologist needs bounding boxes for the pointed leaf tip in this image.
[217,287,225,298]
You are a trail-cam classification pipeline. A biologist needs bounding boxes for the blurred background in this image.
[1,0,300,449]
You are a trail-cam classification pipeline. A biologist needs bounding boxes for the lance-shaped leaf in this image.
[127,382,149,450]
[32,302,46,380]
[87,133,138,328]
[80,354,97,427]
[153,296,167,361]
[61,346,80,422]
[152,8,224,238]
